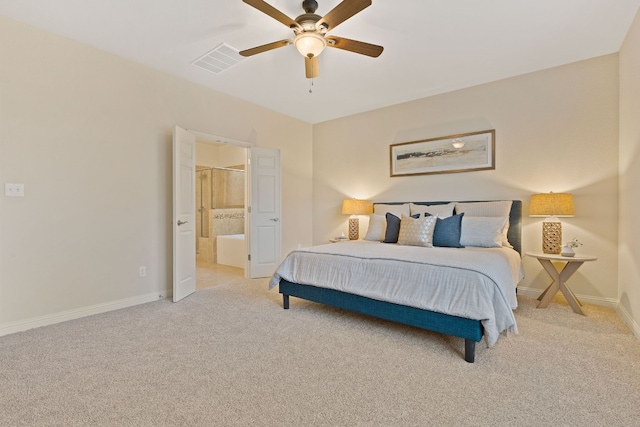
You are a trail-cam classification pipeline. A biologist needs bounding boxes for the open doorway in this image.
[173,126,281,301]
[195,138,247,289]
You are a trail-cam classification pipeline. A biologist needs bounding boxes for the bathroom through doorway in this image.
[195,138,247,288]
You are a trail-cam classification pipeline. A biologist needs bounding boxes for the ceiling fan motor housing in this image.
[295,13,322,31]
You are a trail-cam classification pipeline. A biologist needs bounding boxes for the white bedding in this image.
[269,241,524,346]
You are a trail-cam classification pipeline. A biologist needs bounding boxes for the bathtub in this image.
[216,234,245,269]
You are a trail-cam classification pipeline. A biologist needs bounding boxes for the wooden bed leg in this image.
[464,339,476,363]
[282,294,289,309]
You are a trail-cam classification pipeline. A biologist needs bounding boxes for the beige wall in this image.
[0,16,313,329]
[313,55,620,306]
[619,10,640,337]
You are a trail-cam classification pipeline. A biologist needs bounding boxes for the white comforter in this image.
[269,241,524,346]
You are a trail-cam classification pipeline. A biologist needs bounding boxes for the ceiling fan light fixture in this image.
[294,32,326,58]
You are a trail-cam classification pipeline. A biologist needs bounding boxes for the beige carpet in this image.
[1,276,639,426]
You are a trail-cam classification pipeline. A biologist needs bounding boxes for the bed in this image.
[269,200,523,363]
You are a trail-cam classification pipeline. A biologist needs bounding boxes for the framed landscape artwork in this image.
[390,130,495,177]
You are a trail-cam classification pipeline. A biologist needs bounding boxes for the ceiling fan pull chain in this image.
[309,78,314,94]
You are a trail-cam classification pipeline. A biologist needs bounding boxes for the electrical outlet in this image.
[139,266,146,277]
[5,183,25,197]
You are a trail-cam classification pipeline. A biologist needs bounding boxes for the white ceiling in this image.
[1,0,639,124]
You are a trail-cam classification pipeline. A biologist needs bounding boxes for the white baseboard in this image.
[0,292,164,337]
[4,288,637,342]
[517,286,619,309]
[616,302,640,340]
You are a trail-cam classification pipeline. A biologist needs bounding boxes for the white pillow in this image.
[460,216,508,248]
[455,201,513,247]
[410,202,455,218]
[397,214,437,247]
[455,201,512,217]
[363,214,386,241]
[373,203,410,218]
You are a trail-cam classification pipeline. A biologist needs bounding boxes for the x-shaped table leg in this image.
[536,258,585,315]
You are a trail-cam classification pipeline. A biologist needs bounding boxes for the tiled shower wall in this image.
[195,165,245,264]
[196,166,245,241]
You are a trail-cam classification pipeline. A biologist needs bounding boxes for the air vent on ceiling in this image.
[191,43,245,74]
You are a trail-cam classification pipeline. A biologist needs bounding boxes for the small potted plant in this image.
[561,238,582,257]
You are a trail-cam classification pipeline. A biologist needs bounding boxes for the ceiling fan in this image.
[239,0,383,78]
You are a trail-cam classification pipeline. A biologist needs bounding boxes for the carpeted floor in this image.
[1,276,639,426]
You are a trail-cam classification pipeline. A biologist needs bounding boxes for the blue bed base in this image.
[278,200,521,363]
[279,280,483,362]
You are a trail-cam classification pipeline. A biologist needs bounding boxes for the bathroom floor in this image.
[196,261,244,290]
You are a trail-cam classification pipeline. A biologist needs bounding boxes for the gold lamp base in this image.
[348,217,359,240]
[542,221,562,254]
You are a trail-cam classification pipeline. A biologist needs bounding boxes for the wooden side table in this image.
[526,252,597,315]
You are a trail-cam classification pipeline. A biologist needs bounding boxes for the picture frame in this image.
[390,130,495,177]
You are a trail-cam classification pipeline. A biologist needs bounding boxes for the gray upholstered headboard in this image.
[373,200,522,255]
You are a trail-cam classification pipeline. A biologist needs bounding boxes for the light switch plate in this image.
[5,183,25,197]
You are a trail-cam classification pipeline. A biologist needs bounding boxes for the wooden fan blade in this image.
[305,56,319,78]
[326,36,383,57]
[316,0,371,31]
[239,39,291,57]
[243,0,302,30]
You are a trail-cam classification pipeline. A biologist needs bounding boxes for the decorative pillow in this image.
[432,213,465,248]
[363,214,387,241]
[460,216,508,248]
[410,202,455,218]
[454,201,513,247]
[373,203,410,218]
[383,213,419,243]
[397,215,437,247]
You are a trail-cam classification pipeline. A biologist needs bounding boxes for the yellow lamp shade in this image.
[341,199,373,215]
[529,193,574,217]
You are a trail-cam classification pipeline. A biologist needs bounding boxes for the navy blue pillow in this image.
[383,213,419,243]
[432,213,465,248]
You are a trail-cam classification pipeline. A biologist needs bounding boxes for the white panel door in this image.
[172,126,196,302]
[248,147,281,278]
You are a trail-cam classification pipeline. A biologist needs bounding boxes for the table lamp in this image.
[529,192,575,254]
[342,199,373,240]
